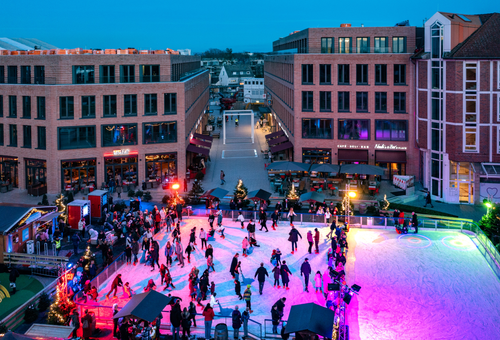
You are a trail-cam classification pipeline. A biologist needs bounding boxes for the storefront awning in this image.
[270,141,293,153]
[187,144,210,156]
[338,149,368,162]
[265,130,285,140]
[193,133,213,142]
[375,151,406,163]
[480,163,500,178]
[190,138,211,148]
[268,135,289,146]
[38,211,63,223]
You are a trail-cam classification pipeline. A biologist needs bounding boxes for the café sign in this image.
[113,149,130,156]
[337,144,407,150]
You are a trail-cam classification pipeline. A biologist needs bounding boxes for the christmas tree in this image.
[233,179,249,204]
[82,246,96,271]
[287,185,299,200]
[47,275,75,325]
[53,194,68,222]
[189,179,204,198]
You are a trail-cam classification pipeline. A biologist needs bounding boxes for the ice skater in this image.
[272,264,281,288]
[200,228,207,250]
[287,207,296,226]
[242,237,249,257]
[289,225,302,254]
[259,208,268,232]
[237,212,245,229]
[307,230,313,254]
[243,285,253,312]
[230,253,239,278]
[254,263,269,295]
[271,210,279,230]
[280,261,292,289]
[300,258,311,292]
[106,274,123,300]
[314,271,322,293]
[234,279,243,300]
[412,211,419,233]
[314,228,320,254]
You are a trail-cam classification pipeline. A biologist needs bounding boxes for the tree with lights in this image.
[234,179,249,205]
[47,273,76,325]
[54,194,68,222]
[287,185,299,200]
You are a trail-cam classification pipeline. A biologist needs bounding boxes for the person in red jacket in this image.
[203,304,215,339]
[314,228,320,254]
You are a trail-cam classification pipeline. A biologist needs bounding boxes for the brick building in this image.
[0,50,209,195]
[264,25,423,179]
[415,12,500,204]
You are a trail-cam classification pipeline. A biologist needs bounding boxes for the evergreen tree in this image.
[47,278,76,325]
[189,179,204,198]
[287,185,299,200]
[233,179,248,201]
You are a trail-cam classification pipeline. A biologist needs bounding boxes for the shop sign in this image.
[337,145,369,149]
[113,149,130,156]
[374,144,407,150]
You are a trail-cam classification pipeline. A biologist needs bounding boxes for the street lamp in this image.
[348,191,356,198]
[172,183,180,190]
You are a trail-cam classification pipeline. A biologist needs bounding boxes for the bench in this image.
[212,131,221,139]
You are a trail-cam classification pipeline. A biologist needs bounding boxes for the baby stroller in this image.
[249,237,260,247]
[395,222,409,234]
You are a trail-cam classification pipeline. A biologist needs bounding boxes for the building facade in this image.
[265,25,422,179]
[243,78,265,104]
[416,12,500,204]
[0,51,209,195]
[218,65,254,86]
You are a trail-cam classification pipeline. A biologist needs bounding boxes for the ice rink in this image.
[94,217,500,339]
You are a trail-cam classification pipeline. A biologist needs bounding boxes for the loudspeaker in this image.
[328,283,340,291]
[343,294,352,305]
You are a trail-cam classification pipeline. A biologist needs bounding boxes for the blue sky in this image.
[3,0,498,53]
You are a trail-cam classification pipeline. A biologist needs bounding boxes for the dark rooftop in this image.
[0,206,31,233]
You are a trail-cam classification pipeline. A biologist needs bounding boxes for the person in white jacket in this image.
[209,292,222,313]
[200,228,207,249]
[237,212,245,229]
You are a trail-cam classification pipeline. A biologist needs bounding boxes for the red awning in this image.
[193,133,213,142]
[187,144,210,156]
[375,151,406,163]
[190,138,211,148]
[270,141,294,153]
[268,135,289,146]
[265,130,285,140]
[338,149,368,162]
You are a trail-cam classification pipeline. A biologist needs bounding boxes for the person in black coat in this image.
[272,264,281,288]
[273,297,286,318]
[271,305,281,334]
[230,253,239,278]
[423,191,434,208]
[9,268,19,294]
[271,210,279,230]
[205,245,213,259]
[275,202,282,213]
[300,258,312,292]
[231,306,242,340]
[150,247,159,271]
[288,226,302,254]
[170,300,182,339]
[234,279,243,299]
[176,202,183,222]
[412,212,419,233]
[119,319,131,340]
[280,261,292,289]
[259,209,268,232]
[254,263,269,295]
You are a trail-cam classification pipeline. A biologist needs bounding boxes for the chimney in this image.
[340,23,351,28]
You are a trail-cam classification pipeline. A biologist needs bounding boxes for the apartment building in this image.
[0,50,209,195]
[265,25,422,180]
[415,12,500,204]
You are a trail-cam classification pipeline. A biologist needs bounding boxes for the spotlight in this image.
[343,294,352,304]
[67,263,73,269]
[172,183,180,190]
[348,191,356,198]
[351,284,361,293]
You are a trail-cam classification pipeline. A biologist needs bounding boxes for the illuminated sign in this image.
[336,144,407,150]
[113,149,130,156]
[337,145,369,149]
[82,205,89,217]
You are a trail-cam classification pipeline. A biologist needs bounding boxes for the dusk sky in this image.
[3,0,498,53]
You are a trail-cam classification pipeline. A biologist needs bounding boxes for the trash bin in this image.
[142,181,146,190]
[214,323,228,340]
[26,240,35,254]
[359,203,367,215]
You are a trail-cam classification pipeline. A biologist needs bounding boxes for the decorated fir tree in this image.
[47,276,76,325]
[287,185,299,200]
[233,179,248,202]
[53,194,68,222]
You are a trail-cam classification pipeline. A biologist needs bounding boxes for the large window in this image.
[103,95,117,117]
[102,124,138,147]
[146,153,177,181]
[21,66,31,84]
[431,22,444,59]
[0,124,3,145]
[302,148,331,164]
[164,93,177,114]
[375,64,387,85]
[394,92,407,113]
[375,120,407,141]
[144,94,158,115]
[302,118,333,139]
[319,92,331,112]
[356,64,368,85]
[58,126,96,150]
[338,92,350,112]
[120,65,135,83]
[338,119,369,140]
[59,96,74,119]
[100,65,115,83]
[319,64,331,84]
[356,92,368,112]
[82,96,96,118]
[140,65,160,82]
[338,64,350,85]
[432,61,443,89]
[22,96,31,119]
[143,122,177,144]
[302,91,313,111]
[375,92,387,113]
[339,38,352,53]
[0,66,4,83]
[124,95,137,116]
[37,97,45,119]
[394,64,406,85]
[302,64,313,84]
[9,96,16,117]
[23,125,31,148]
[0,96,2,117]
[356,37,370,53]
[374,37,388,53]
[392,37,407,53]
[73,66,95,84]
[321,38,333,53]
[61,159,96,190]
[37,126,46,149]
[8,66,17,84]
[9,124,17,146]
[34,66,45,84]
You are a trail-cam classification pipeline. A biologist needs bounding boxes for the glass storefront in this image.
[375,151,407,180]
[104,156,138,186]
[61,159,96,191]
[450,161,474,204]
[26,159,47,189]
[102,124,137,147]
[302,148,331,164]
[0,156,18,188]
[375,162,406,179]
[145,153,177,182]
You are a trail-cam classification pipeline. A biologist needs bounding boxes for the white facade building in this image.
[218,65,254,86]
[243,78,265,104]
